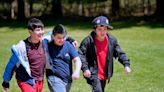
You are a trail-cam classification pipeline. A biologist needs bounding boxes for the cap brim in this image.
[107,25,113,29]
[100,24,113,29]
[95,24,113,29]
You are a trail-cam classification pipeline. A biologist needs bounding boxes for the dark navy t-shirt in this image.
[48,41,78,83]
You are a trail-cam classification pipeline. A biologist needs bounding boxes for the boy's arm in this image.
[43,32,78,48]
[112,36,131,75]
[2,53,18,89]
[42,31,52,42]
[66,36,74,43]
[72,57,82,80]
[68,42,81,80]
[78,39,89,72]
[78,39,92,78]
[66,36,78,48]
[43,31,75,43]
[113,39,130,67]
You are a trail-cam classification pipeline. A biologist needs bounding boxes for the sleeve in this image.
[68,42,78,58]
[113,36,130,67]
[3,53,18,82]
[78,38,89,72]
[42,31,52,42]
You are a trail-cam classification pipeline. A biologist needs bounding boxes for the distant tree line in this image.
[0,0,163,20]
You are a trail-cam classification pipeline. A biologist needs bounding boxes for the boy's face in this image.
[52,34,66,46]
[95,26,108,40]
[29,27,44,41]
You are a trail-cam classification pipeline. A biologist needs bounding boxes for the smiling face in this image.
[94,25,108,41]
[51,24,67,46]
[52,33,66,46]
[29,26,44,42]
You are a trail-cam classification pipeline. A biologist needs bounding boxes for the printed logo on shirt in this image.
[65,53,69,57]
[64,53,71,61]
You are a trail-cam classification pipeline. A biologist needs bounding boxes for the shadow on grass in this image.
[0,16,164,31]
[112,18,164,30]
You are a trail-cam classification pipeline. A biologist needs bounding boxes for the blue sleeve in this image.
[3,53,18,82]
[44,31,52,36]
[42,31,52,42]
[68,42,78,59]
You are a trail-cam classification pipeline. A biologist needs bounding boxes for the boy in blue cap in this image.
[78,16,131,92]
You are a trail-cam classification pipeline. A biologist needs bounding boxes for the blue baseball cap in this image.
[92,16,113,29]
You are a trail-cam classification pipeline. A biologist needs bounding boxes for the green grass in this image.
[0,20,164,92]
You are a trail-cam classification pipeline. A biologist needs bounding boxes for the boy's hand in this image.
[72,41,78,48]
[83,70,91,78]
[72,71,80,80]
[125,66,131,75]
[2,81,9,91]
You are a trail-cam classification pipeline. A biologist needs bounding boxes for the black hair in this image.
[52,24,67,36]
[27,18,44,31]
[93,26,96,29]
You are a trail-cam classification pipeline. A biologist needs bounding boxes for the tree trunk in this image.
[78,0,83,16]
[52,0,62,17]
[17,0,25,20]
[29,0,33,16]
[11,0,16,19]
[124,0,130,16]
[155,0,164,17]
[112,0,120,16]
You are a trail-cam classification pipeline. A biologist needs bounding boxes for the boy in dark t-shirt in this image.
[46,24,81,92]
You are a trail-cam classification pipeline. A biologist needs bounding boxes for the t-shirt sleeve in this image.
[67,42,78,58]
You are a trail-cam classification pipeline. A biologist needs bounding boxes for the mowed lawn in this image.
[0,21,164,92]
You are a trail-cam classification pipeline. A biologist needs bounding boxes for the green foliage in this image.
[62,0,107,4]
[0,20,164,92]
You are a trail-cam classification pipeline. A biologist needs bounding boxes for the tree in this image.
[11,0,17,19]
[52,0,62,17]
[112,0,120,17]
[155,0,164,17]
[29,0,33,16]
[77,0,83,16]
[17,0,25,20]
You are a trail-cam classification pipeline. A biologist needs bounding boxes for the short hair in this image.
[52,24,67,36]
[27,18,44,31]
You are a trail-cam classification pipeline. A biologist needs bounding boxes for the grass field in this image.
[0,19,164,92]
